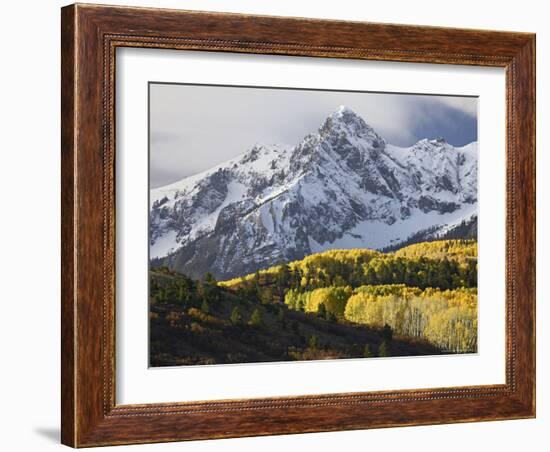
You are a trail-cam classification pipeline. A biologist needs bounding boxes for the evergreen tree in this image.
[249,308,263,326]
[318,270,329,287]
[382,324,393,342]
[277,264,291,293]
[289,267,301,288]
[326,311,337,323]
[308,335,319,350]
[317,302,327,319]
[230,307,243,326]
[378,341,390,357]
[178,283,189,304]
[198,272,219,304]
[365,266,377,285]
[253,270,261,286]
[363,344,374,358]
[203,272,217,286]
[200,298,210,314]
[156,287,166,303]
[276,307,286,328]
[464,260,478,287]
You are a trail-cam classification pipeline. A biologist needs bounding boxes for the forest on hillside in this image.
[149,240,477,366]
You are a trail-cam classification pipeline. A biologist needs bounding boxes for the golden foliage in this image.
[393,239,477,263]
[285,286,353,318]
[344,286,477,353]
[219,240,478,354]
[220,240,476,289]
[220,248,380,288]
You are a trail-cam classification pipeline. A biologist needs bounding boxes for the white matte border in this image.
[116,48,506,405]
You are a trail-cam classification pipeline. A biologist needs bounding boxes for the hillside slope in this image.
[150,268,440,366]
[150,240,477,366]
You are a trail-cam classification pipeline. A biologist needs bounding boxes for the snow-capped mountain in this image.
[150,106,477,279]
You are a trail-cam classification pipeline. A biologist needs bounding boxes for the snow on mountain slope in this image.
[150,105,478,279]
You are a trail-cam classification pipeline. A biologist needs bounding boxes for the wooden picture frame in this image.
[61,3,535,447]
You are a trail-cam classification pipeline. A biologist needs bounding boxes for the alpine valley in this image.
[150,106,478,280]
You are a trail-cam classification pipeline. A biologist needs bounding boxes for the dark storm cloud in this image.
[409,99,477,147]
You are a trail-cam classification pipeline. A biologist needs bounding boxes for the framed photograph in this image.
[61,3,535,447]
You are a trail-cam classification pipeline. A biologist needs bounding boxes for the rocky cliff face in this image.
[150,106,478,279]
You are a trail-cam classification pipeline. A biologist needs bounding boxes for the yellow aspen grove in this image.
[344,286,477,353]
[222,241,478,354]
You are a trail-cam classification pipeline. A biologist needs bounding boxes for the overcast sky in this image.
[149,83,477,188]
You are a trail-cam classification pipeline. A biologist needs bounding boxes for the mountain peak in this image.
[333,104,357,117]
[319,105,379,139]
[329,105,365,124]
